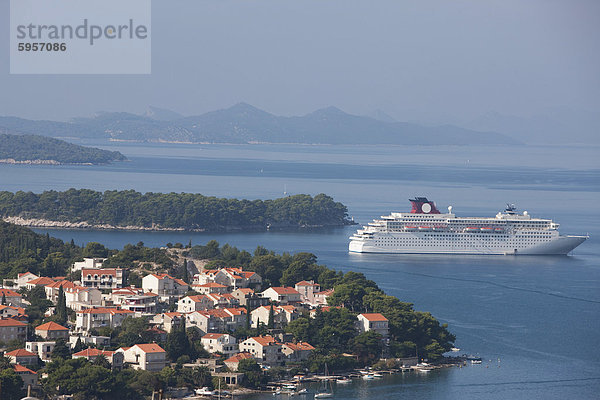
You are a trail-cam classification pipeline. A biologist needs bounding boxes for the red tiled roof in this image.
[202,333,226,339]
[196,282,227,288]
[78,307,134,315]
[268,287,300,295]
[249,335,278,347]
[295,280,318,287]
[164,312,182,318]
[207,309,230,318]
[35,321,68,331]
[25,277,55,286]
[224,307,246,315]
[73,348,114,357]
[13,364,36,374]
[134,343,165,353]
[284,342,315,351]
[0,288,21,297]
[359,313,388,322]
[0,318,27,327]
[82,268,120,277]
[46,280,76,289]
[224,352,253,363]
[6,349,36,357]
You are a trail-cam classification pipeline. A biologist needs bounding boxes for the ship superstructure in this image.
[349,197,587,255]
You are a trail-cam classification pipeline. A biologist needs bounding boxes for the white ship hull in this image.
[349,197,588,256]
[349,233,587,255]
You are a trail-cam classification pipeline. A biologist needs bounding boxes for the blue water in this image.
[2,142,599,399]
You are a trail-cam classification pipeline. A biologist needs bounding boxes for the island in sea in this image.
[0,220,456,399]
[0,132,126,165]
[0,189,353,232]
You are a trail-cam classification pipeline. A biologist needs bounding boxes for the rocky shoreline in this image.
[2,216,192,232]
[2,216,351,232]
[0,158,96,165]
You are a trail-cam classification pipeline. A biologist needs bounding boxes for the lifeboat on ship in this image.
[404,226,418,232]
[494,227,504,233]
[418,226,432,231]
[464,227,479,233]
[480,227,493,233]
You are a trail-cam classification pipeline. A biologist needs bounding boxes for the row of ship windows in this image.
[375,239,552,243]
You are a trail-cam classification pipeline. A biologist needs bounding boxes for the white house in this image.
[194,268,262,290]
[0,289,23,307]
[223,352,254,371]
[201,333,238,357]
[14,272,39,289]
[239,335,284,366]
[64,286,102,311]
[116,343,167,371]
[260,287,301,305]
[294,280,321,304]
[82,268,125,290]
[356,313,389,337]
[35,322,69,340]
[250,305,299,328]
[150,312,184,333]
[177,295,214,313]
[0,305,26,319]
[142,273,188,298]
[13,364,38,389]
[282,342,315,362]
[75,307,135,332]
[192,282,228,295]
[44,280,77,304]
[72,257,106,272]
[72,348,124,368]
[0,318,27,342]
[314,288,334,306]
[6,349,38,366]
[25,341,56,361]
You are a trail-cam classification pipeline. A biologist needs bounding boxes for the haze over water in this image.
[3,141,600,399]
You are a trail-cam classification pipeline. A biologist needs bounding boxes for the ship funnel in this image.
[448,206,453,214]
[409,197,441,214]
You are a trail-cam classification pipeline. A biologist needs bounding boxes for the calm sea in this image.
[2,141,599,399]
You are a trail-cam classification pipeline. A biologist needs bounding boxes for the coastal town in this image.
[0,253,429,399]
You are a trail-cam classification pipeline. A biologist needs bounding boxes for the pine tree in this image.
[1,293,6,305]
[73,337,84,353]
[245,304,251,330]
[56,286,67,325]
[268,304,275,329]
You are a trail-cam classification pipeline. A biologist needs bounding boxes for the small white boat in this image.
[372,373,383,378]
[336,378,351,384]
[195,387,214,396]
[314,392,334,398]
[362,374,374,380]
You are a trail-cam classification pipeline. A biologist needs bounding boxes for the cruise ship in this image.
[349,197,587,255]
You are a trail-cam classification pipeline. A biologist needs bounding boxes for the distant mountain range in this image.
[0,103,520,145]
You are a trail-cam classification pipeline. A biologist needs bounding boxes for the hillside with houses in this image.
[0,222,455,399]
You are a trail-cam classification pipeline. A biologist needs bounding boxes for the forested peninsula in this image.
[0,220,455,400]
[0,133,126,164]
[0,189,353,231]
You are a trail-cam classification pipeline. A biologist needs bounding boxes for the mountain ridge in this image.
[0,104,521,145]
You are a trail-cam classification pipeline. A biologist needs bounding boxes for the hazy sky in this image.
[1,0,599,122]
